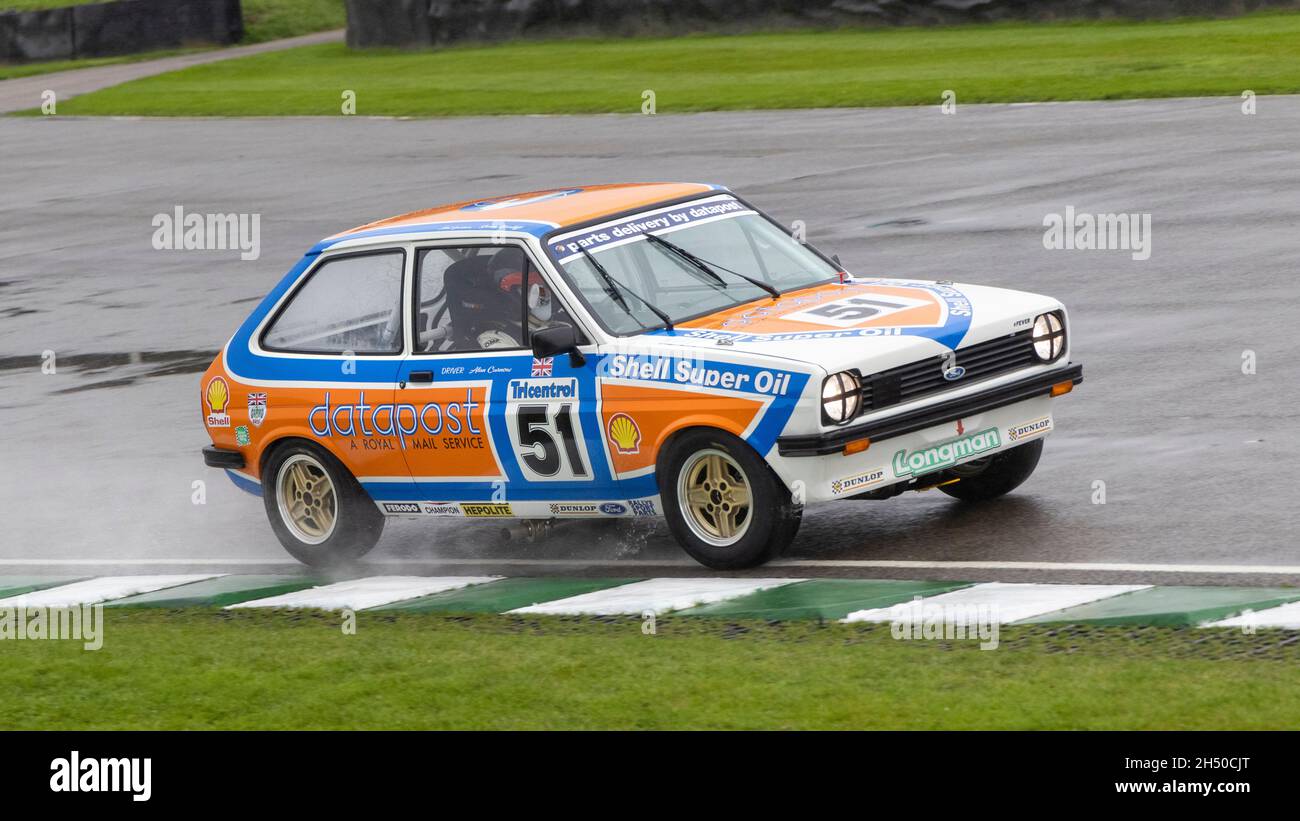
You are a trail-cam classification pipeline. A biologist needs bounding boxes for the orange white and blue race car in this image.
[200,183,1082,569]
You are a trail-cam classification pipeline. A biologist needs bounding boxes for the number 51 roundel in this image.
[503,374,596,482]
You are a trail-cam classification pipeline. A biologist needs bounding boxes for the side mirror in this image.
[531,324,586,367]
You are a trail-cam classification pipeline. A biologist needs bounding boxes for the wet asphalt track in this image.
[1,98,1298,585]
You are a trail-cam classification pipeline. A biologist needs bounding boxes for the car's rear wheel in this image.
[939,438,1044,502]
[660,429,800,569]
[261,440,383,566]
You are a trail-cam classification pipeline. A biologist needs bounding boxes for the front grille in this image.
[859,330,1037,413]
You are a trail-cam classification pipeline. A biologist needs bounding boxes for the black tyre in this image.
[939,438,1044,502]
[660,429,801,570]
[260,440,384,567]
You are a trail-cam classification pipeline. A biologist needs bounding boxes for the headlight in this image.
[1032,311,1065,362]
[822,371,861,424]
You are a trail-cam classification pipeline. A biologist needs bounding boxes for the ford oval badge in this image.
[943,365,966,381]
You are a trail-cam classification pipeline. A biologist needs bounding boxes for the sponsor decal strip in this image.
[549,195,753,262]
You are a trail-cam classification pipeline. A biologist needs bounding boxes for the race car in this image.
[200,183,1082,569]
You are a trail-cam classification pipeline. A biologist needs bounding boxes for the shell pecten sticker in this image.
[205,376,231,428]
[608,413,641,455]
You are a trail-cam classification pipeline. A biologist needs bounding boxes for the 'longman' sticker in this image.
[893,428,1002,478]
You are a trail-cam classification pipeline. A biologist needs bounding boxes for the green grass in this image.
[0,0,343,79]
[32,12,1300,117]
[1,609,1296,730]
[239,0,345,44]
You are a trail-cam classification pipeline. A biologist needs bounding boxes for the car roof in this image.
[331,182,722,240]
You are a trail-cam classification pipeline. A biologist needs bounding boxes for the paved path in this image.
[0,28,343,114]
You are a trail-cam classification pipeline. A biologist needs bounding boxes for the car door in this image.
[395,241,618,518]
[255,247,414,507]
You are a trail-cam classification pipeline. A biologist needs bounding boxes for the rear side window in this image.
[262,251,405,354]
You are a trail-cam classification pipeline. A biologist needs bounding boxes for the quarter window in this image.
[263,252,405,354]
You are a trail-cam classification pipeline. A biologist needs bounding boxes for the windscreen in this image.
[545,195,840,335]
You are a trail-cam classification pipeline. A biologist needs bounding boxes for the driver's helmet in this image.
[488,249,553,323]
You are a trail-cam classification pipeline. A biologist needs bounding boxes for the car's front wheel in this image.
[660,429,801,569]
[939,438,1044,502]
[261,440,384,566]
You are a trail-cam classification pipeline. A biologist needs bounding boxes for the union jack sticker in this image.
[531,357,554,377]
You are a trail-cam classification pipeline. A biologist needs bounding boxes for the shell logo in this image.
[607,413,641,455]
[206,376,230,413]
[205,376,231,428]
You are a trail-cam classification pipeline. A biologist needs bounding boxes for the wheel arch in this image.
[654,424,792,494]
[255,434,363,492]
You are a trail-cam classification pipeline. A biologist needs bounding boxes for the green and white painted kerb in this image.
[1,575,1299,628]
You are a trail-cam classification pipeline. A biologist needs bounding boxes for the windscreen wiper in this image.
[641,232,726,288]
[578,246,675,332]
[643,231,780,300]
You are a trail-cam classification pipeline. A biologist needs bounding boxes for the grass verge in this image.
[0,609,1295,730]
[29,12,1300,117]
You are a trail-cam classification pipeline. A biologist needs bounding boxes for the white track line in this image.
[510,578,801,616]
[2,558,1299,575]
[1209,601,1300,630]
[227,575,500,611]
[843,582,1151,624]
[0,575,222,608]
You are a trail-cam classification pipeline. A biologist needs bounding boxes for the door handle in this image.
[408,370,434,384]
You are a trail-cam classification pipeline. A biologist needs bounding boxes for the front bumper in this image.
[777,363,1082,457]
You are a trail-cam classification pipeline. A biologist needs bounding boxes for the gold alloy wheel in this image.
[276,454,338,545]
[677,448,752,547]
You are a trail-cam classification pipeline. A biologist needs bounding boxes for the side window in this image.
[414,245,580,353]
[263,251,405,354]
